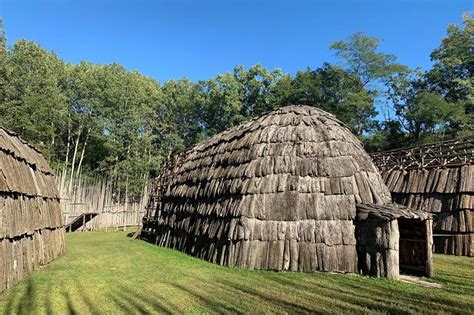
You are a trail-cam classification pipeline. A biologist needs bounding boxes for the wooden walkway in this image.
[65,212,99,232]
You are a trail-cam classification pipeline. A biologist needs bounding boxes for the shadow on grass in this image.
[4,267,473,315]
[108,285,174,314]
[63,291,79,315]
[2,232,472,314]
[3,278,36,315]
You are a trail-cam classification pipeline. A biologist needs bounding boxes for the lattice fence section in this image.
[370,137,474,172]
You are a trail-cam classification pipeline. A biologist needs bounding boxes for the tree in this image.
[96,64,161,200]
[268,73,294,106]
[0,19,5,49]
[233,64,284,116]
[363,120,406,152]
[386,70,464,144]
[288,64,376,135]
[428,14,474,102]
[197,65,288,138]
[201,72,245,136]
[155,78,206,153]
[330,32,407,91]
[0,40,67,159]
[59,62,106,191]
[426,14,473,137]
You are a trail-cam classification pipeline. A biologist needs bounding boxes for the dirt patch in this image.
[399,275,443,288]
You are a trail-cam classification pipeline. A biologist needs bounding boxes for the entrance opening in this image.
[398,219,430,276]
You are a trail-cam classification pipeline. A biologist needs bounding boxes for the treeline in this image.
[0,16,472,199]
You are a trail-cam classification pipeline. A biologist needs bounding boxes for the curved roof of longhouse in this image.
[0,128,58,199]
[156,105,392,221]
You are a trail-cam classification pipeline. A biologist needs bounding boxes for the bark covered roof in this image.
[356,203,432,222]
[0,128,57,198]
[153,105,392,221]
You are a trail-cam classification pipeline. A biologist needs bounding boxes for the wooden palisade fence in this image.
[56,172,148,231]
[370,136,474,256]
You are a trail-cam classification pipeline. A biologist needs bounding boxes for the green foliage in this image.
[379,16,474,147]
[328,32,409,139]
[0,40,67,158]
[426,14,474,138]
[288,64,376,134]
[234,64,284,116]
[365,16,473,151]
[94,64,162,197]
[330,32,407,91]
[387,72,446,142]
[0,18,5,51]
[362,120,407,152]
[428,14,474,103]
[0,16,472,190]
[155,78,205,153]
[199,65,285,137]
[201,71,246,135]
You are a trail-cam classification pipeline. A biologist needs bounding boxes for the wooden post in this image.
[425,219,434,277]
[387,220,399,280]
[123,208,127,232]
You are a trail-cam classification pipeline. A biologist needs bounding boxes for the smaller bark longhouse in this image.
[142,105,433,279]
[371,137,473,256]
[0,128,66,293]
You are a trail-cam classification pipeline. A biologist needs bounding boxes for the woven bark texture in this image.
[0,128,66,292]
[381,166,473,256]
[144,105,394,272]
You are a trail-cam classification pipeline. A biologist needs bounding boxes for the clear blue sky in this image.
[0,0,472,83]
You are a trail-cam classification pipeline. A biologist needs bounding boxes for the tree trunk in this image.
[76,127,91,179]
[61,114,72,193]
[68,125,83,194]
[123,143,131,231]
[51,123,56,150]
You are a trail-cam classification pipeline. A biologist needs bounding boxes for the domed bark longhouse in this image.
[0,128,66,292]
[142,105,433,279]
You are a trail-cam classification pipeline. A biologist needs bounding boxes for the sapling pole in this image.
[68,125,83,194]
[76,126,91,179]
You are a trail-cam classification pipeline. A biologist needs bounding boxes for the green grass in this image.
[0,231,473,314]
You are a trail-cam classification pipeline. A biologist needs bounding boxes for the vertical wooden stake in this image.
[426,219,434,277]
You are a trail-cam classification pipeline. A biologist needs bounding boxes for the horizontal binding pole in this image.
[433,233,473,237]
[400,264,427,272]
[379,162,472,171]
[369,136,474,155]
[400,238,426,243]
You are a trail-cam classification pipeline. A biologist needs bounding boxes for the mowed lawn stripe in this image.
[0,231,472,314]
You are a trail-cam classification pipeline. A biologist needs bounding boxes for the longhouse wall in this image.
[142,106,393,273]
[381,166,473,256]
[371,137,473,256]
[0,128,66,292]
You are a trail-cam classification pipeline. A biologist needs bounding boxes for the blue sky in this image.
[0,0,472,83]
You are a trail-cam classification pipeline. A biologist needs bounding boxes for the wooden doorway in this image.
[398,219,433,277]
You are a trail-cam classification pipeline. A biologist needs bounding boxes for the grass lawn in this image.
[0,231,473,314]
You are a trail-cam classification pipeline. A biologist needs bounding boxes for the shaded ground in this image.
[0,231,472,314]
